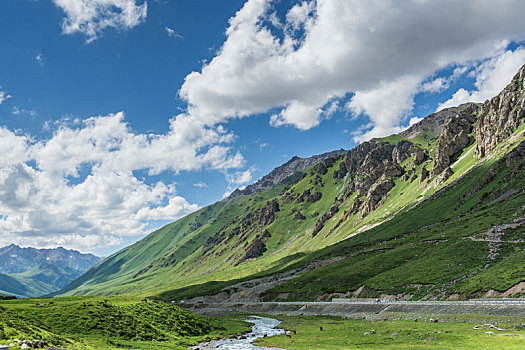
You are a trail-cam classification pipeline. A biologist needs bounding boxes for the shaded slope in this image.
[0,273,58,298]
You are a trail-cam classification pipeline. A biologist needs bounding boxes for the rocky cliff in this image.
[229,149,346,198]
[475,64,525,157]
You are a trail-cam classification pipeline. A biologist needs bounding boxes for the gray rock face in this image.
[360,177,395,217]
[400,103,477,140]
[432,104,478,176]
[475,64,525,158]
[434,167,454,188]
[420,167,429,183]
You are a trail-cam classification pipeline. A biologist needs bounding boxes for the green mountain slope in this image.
[58,64,525,301]
[0,273,58,298]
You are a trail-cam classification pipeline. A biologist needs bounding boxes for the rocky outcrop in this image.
[360,177,395,217]
[297,188,322,203]
[243,237,266,260]
[419,167,429,183]
[312,199,342,237]
[229,149,346,198]
[432,104,478,176]
[434,167,453,188]
[413,147,426,166]
[392,140,413,163]
[241,230,271,262]
[344,141,399,194]
[258,200,280,226]
[333,161,348,180]
[400,104,475,139]
[293,211,306,220]
[475,64,525,158]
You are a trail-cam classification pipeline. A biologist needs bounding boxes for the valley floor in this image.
[257,315,525,349]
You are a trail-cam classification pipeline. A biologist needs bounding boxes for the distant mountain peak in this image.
[0,245,101,297]
[229,149,347,198]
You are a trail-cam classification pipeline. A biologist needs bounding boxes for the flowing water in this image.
[193,315,285,350]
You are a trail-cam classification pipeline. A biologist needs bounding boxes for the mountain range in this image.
[56,64,524,302]
[0,244,100,298]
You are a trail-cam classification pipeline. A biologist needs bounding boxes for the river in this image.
[192,315,285,350]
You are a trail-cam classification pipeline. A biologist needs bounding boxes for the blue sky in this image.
[0,0,524,256]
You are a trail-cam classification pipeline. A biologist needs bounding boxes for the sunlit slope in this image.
[58,64,525,300]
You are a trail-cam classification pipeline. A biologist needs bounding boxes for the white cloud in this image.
[347,76,420,142]
[223,169,253,198]
[421,77,449,93]
[193,182,208,189]
[52,0,147,43]
[438,48,525,110]
[0,112,243,252]
[165,26,182,39]
[0,89,11,105]
[136,196,199,221]
[258,142,270,150]
[35,53,44,65]
[11,107,37,117]
[178,0,525,140]
[408,117,423,127]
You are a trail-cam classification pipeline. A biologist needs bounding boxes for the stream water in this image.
[193,315,285,350]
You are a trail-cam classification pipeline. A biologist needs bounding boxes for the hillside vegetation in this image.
[0,296,248,349]
[57,64,525,302]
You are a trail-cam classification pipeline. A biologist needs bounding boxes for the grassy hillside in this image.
[58,129,524,300]
[0,273,58,298]
[57,65,525,301]
[0,296,249,349]
[263,154,525,300]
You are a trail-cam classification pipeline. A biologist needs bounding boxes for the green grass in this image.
[258,315,525,349]
[262,150,525,301]
[56,117,524,305]
[0,296,249,349]
[0,273,58,298]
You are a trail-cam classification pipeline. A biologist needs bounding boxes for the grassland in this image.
[258,315,525,349]
[0,296,250,349]
[53,112,524,307]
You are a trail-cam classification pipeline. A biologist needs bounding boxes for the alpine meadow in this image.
[1,1,525,349]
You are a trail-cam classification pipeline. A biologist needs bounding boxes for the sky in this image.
[0,0,524,257]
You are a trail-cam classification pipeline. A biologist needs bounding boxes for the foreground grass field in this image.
[259,315,525,349]
[0,296,250,349]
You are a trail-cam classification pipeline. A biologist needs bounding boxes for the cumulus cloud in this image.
[136,195,199,221]
[0,112,243,252]
[421,77,449,93]
[223,169,253,198]
[0,89,11,105]
[347,75,420,142]
[193,182,208,189]
[178,0,525,141]
[165,26,182,39]
[53,0,147,42]
[438,48,525,110]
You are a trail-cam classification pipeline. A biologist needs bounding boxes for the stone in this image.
[419,167,429,183]
[476,64,525,158]
[432,103,478,177]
